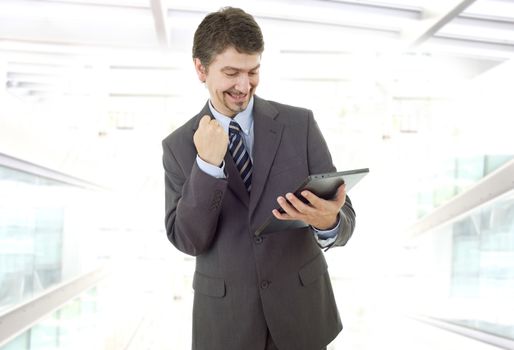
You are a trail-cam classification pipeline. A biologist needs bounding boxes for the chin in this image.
[226,102,246,113]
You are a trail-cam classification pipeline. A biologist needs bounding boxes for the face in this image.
[194,46,260,117]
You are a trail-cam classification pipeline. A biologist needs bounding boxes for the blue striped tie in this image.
[228,121,252,192]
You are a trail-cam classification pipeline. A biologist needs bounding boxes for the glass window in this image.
[0,166,103,314]
[407,189,514,340]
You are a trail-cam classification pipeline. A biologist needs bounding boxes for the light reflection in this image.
[1,3,514,348]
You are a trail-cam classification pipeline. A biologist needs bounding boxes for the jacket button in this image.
[260,280,270,289]
[254,236,263,244]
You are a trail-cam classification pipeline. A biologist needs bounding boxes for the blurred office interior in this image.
[1,0,513,349]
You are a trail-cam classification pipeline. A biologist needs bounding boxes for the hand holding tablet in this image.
[255,168,369,236]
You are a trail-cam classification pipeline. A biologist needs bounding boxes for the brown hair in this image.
[192,7,264,70]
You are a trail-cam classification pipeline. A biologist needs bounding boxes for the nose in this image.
[235,74,250,93]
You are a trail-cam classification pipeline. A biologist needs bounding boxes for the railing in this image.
[409,159,514,236]
[0,267,109,347]
[405,159,514,349]
[0,152,110,348]
[0,152,103,190]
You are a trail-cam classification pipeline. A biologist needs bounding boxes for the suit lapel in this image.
[192,101,250,208]
[249,97,283,217]
[225,152,250,207]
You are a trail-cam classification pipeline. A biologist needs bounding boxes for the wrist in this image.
[313,215,338,231]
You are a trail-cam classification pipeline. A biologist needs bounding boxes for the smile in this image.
[226,91,248,102]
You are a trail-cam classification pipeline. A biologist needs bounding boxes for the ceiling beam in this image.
[402,0,478,48]
[150,0,169,48]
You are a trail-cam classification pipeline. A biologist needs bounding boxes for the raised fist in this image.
[193,115,229,166]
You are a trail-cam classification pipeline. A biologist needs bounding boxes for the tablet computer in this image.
[254,168,369,236]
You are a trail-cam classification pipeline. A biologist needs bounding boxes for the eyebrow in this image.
[222,64,261,72]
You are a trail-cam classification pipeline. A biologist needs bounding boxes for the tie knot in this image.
[229,121,243,136]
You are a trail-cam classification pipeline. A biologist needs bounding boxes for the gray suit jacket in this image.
[162,96,356,350]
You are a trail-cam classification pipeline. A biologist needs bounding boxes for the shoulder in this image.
[163,100,210,147]
[162,114,197,150]
[255,96,313,124]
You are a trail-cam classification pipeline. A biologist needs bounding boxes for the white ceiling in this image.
[1,0,513,190]
[1,0,513,99]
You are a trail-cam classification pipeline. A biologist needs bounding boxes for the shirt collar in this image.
[208,97,254,136]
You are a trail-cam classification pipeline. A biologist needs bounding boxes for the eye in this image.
[225,72,238,77]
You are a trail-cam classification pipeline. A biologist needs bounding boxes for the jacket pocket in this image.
[298,253,328,286]
[193,271,226,298]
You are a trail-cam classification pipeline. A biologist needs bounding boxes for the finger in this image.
[199,115,211,128]
[209,120,226,137]
[300,190,323,208]
[277,196,301,218]
[209,118,220,127]
[301,183,346,208]
[334,184,347,205]
[285,193,313,214]
[272,208,291,220]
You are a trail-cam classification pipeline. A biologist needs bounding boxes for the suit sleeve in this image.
[162,139,228,256]
[306,111,356,248]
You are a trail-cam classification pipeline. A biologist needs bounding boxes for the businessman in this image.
[162,7,356,350]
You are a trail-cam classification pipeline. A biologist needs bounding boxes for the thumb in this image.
[335,183,347,204]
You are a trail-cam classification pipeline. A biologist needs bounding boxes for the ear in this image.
[193,58,207,83]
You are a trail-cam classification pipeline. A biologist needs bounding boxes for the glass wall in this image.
[0,165,104,315]
[0,243,182,350]
[404,189,514,340]
[416,155,513,218]
[1,288,101,350]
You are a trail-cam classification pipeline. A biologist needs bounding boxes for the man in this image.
[162,7,356,350]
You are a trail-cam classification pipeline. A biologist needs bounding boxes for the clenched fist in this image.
[193,115,229,166]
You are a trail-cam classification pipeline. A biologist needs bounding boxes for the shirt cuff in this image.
[312,216,341,248]
[315,234,338,248]
[196,155,226,179]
